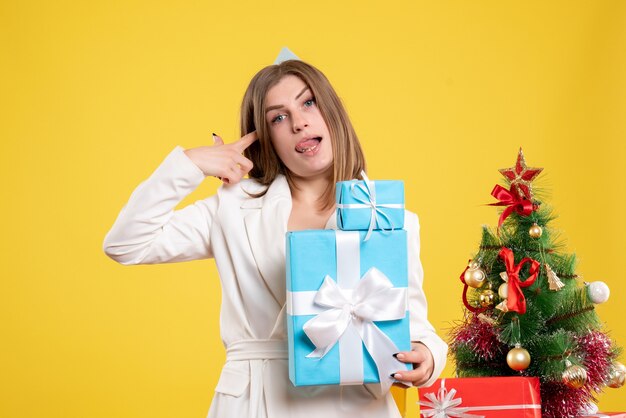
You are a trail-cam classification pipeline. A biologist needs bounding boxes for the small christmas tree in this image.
[450,149,625,417]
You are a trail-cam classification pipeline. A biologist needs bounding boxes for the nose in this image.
[291,110,309,133]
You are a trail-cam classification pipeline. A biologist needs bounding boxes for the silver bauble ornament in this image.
[587,281,610,304]
[607,361,626,388]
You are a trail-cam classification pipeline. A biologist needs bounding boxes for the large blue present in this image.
[286,229,411,387]
[336,173,404,238]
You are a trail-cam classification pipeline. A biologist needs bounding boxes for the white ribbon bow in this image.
[337,171,404,241]
[302,267,407,386]
[420,379,484,418]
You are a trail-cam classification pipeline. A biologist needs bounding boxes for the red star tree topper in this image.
[498,148,543,200]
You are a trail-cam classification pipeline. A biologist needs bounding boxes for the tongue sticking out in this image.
[295,137,321,153]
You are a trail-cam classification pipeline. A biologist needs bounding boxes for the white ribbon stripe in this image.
[291,231,408,386]
[337,171,404,241]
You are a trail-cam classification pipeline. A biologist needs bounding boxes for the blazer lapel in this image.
[242,175,292,308]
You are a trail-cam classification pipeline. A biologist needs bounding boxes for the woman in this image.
[103,59,447,417]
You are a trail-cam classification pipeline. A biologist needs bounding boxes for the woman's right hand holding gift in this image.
[184,131,258,184]
[392,342,435,387]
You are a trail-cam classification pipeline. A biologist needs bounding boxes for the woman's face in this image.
[264,75,333,179]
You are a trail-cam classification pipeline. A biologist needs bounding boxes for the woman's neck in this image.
[289,174,330,208]
[287,172,335,231]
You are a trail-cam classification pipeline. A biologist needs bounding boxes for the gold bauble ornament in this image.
[507,344,531,371]
[529,223,543,238]
[464,262,486,288]
[479,289,496,308]
[607,361,626,388]
[498,283,508,299]
[562,363,588,389]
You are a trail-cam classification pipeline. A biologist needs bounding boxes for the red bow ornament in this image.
[489,185,536,228]
[496,248,540,314]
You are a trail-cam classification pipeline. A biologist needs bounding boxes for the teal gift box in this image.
[286,229,411,387]
[335,177,405,234]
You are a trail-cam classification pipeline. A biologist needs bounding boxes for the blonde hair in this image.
[240,60,366,209]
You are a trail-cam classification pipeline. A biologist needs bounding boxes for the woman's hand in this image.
[184,131,258,184]
[391,342,435,387]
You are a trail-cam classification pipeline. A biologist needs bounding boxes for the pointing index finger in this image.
[233,131,258,152]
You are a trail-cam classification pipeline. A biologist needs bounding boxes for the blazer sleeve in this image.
[103,146,218,265]
[406,211,448,387]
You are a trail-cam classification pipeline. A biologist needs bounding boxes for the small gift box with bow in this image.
[336,172,405,239]
[286,229,411,387]
[418,377,541,418]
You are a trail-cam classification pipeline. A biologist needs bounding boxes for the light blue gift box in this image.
[336,177,405,234]
[286,229,411,387]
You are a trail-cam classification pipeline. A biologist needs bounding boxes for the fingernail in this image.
[392,353,398,359]
[394,353,405,361]
[390,373,401,379]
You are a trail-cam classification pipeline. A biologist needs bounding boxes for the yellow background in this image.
[2,1,625,416]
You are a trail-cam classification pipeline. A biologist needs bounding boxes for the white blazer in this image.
[103,146,448,418]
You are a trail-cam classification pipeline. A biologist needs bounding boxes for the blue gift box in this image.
[286,229,411,387]
[336,178,405,233]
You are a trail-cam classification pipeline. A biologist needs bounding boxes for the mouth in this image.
[295,136,322,153]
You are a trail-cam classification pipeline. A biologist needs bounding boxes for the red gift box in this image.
[418,377,541,417]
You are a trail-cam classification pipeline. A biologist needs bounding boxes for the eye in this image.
[304,97,316,107]
[271,114,286,124]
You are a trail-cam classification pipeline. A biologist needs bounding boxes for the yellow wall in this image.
[2,1,625,416]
